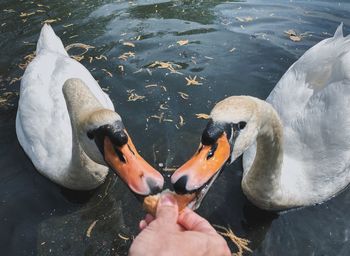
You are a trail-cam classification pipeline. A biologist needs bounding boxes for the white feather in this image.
[241,24,350,209]
[16,24,114,189]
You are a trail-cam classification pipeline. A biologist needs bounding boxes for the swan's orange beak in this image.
[171,134,230,193]
[104,132,164,195]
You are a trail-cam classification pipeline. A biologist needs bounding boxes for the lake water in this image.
[1,0,350,255]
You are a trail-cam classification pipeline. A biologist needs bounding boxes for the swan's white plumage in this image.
[241,24,350,209]
[16,24,114,189]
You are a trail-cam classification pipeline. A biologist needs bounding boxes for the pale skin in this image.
[129,193,231,256]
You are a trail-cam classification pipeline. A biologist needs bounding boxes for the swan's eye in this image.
[207,143,218,160]
[238,121,247,130]
[87,130,94,139]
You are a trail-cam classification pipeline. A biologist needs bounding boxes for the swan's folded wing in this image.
[287,79,350,197]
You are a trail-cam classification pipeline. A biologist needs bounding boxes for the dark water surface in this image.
[1,0,350,255]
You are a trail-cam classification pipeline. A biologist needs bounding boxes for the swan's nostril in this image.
[173,175,189,194]
[146,178,163,195]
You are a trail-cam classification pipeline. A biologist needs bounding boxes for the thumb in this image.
[178,208,216,234]
[155,193,179,224]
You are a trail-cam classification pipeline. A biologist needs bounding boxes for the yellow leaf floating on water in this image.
[185,75,202,86]
[195,113,210,119]
[123,42,135,47]
[177,39,189,46]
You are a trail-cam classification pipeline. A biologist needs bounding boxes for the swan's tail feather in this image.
[36,24,68,56]
[333,22,343,39]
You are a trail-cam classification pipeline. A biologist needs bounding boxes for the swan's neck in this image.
[242,103,286,210]
[63,79,108,190]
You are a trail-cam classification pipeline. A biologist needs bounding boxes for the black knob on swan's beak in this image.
[173,175,189,194]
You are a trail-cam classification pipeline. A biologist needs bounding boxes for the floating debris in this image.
[204,56,214,60]
[86,220,98,238]
[195,113,210,119]
[236,16,253,22]
[185,75,202,86]
[20,12,35,18]
[63,23,74,28]
[213,225,251,256]
[229,47,236,53]
[9,77,22,85]
[178,92,189,100]
[148,61,182,74]
[118,233,130,241]
[163,167,177,172]
[95,55,107,61]
[89,57,93,63]
[127,90,145,102]
[40,242,46,246]
[119,51,135,61]
[134,68,152,76]
[102,69,113,77]
[123,42,135,47]
[71,55,84,61]
[284,29,302,42]
[64,43,94,62]
[160,103,168,110]
[36,10,46,13]
[19,52,36,70]
[118,65,124,73]
[145,84,158,88]
[3,9,15,13]
[179,115,185,126]
[42,19,59,24]
[65,43,94,54]
[150,113,165,123]
[177,39,189,46]
[136,35,141,41]
[37,3,49,8]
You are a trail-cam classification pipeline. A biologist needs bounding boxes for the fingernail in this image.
[159,193,176,206]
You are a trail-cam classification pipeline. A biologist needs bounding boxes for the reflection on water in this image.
[1,0,350,255]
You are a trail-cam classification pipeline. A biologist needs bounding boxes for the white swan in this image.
[16,24,164,194]
[171,24,350,210]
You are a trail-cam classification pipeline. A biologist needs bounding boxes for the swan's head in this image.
[171,96,259,208]
[63,78,164,196]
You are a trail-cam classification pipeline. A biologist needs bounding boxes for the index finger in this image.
[177,208,217,234]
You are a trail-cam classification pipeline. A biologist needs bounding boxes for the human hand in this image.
[129,193,231,256]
